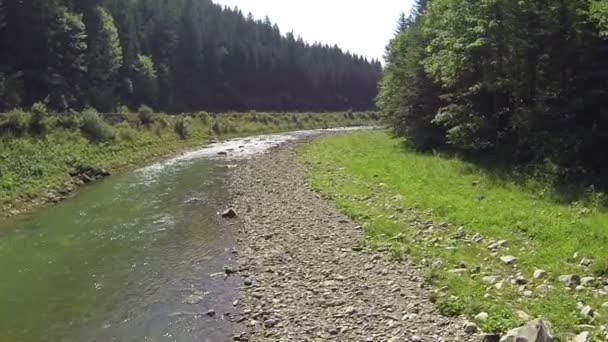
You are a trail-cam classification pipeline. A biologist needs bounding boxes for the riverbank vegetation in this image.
[0,0,381,113]
[365,0,608,337]
[302,131,608,338]
[0,106,377,215]
[379,0,608,186]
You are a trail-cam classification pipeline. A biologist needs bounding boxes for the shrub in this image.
[1,109,30,137]
[198,111,211,125]
[211,121,222,135]
[29,102,49,137]
[155,115,169,128]
[173,118,189,140]
[138,104,154,127]
[116,122,136,142]
[80,109,115,143]
[55,113,81,130]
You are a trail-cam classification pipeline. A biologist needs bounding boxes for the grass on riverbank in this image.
[0,108,377,215]
[301,130,608,338]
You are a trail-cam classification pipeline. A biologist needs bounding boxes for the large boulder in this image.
[499,320,554,342]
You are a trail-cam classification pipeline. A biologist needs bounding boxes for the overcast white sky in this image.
[212,0,415,62]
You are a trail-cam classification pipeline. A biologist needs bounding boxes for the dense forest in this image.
[379,0,608,181]
[0,0,382,113]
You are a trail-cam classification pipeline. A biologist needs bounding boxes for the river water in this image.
[0,128,364,342]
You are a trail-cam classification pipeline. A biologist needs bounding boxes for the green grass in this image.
[1,111,377,215]
[300,130,608,338]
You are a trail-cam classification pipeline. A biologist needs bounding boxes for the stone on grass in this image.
[464,321,479,334]
[499,319,554,342]
[455,227,466,239]
[558,274,581,288]
[580,305,594,318]
[483,276,500,285]
[575,331,591,342]
[533,269,547,279]
[500,255,517,265]
[516,310,531,322]
[580,258,593,267]
[475,312,489,322]
[514,275,527,285]
[581,277,596,287]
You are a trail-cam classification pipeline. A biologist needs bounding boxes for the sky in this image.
[212,0,415,62]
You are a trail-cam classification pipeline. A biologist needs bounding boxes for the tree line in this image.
[0,0,382,113]
[379,0,608,182]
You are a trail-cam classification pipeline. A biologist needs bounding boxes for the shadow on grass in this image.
[394,137,608,209]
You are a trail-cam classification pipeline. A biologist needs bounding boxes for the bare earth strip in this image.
[228,140,480,341]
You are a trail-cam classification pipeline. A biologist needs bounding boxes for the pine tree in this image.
[395,12,409,34]
[47,8,88,110]
[87,6,123,111]
[132,54,158,107]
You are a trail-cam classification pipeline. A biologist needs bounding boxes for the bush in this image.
[29,102,49,137]
[1,109,30,137]
[173,118,189,140]
[116,122,136,142]
[55,113,81,130]
[198,111,211,125]
[80,109,115,143]
[211,121,222,135]
[138,104,154,127]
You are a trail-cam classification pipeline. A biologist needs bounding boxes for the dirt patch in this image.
[227,141,479,341]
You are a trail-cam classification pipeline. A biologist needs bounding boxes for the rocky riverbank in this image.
[226,141,479,341]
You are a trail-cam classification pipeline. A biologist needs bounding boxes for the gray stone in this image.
[499,319,554,342]
[580,305,594,318]
[533,269,547,279]
[514,275,528,285]
[581,277,596,287]
[558,274,581,287]
[455,227,466,239]
[516,310,531,322]
[222,208,238,218]
[580,258,593,267]
[464,321,479,334]
[483,276,500,284]
[500,256,517,265]
[574,331,591,342]
[475,312,489,322]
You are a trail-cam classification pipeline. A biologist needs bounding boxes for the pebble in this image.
[559,274,581,288]
[500,255,517,265]
[533,269,546,279]
[227,145,476,341]
[464,321,479,334]
[475,312,489,322]
[580,305,594,318]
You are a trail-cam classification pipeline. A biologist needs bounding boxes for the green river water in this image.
[0,152,240,341]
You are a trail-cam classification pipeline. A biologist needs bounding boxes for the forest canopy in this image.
[0,0,382,113]
[379,0,608,182]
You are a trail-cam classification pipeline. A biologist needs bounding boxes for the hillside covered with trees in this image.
[379,0,608,182]
[0,0,382,113]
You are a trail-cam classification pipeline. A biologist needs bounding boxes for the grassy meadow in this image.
[301,130,608,338]
[0,107,377,215]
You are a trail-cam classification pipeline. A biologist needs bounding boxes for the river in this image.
[0,128,364,342]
